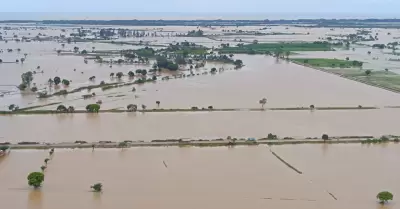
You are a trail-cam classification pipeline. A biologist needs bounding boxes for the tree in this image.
[128,71,135,77]
[21,71,33,85]
[152,75,157,81]
[66,106,74,113]
[40,166,47,172]
[141,69,147,76]
[62,79,70,86]
[86,104,100,113]
[322,134,329,141]
[118,141,128,149]
[116,72,123,79]
[21,58,25,63]
[0,145,9,151]
[18,83,27,90]
[73,47,79,53]
[110,73,114,77]
[142,104,147,110]
[167,63,178,71]
[56,105,67,112]
[210,68,217,73]
[365,70,372,76]
[27,172,44,188]
[91,183,103,192]
[385,68,389,73]
[229,54,234,58]
[259,98,267,108]
[127,104,137,112]
[156,101,160,107]
[44,158,50,165]
[233,59,243,67]
[285,51,290,59]
[346,57,349,61]
[377,191,393,204]
[54,76,61,85]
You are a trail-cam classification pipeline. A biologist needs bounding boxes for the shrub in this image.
[27,172,44,188]
[377,191,393,204]
[267,133,277,139]
[91,183,103,192]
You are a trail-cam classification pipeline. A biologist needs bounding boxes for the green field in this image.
[174,48,208,55]
[218,42,332,54]
[290,58,361,68]
[291,58,400,93]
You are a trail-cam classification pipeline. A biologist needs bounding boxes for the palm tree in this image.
[141,104,147,111]
[156,101,160,107]
[44,158,50,165]
[259,98,267,109]
[40,165,47,172]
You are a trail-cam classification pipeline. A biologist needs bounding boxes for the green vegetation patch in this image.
[291,58,360,68]
[293,58,400,93]
[219,42,332,54]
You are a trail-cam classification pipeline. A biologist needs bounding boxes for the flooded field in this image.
[2,25,400,110]
[272,143,400,209]
[1,145,397,209]
[1,108,400,143]
[3,54,400,111]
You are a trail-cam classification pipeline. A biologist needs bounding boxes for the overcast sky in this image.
[0,0,398,20]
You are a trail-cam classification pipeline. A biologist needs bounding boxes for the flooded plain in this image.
[1,24,400,209]
[1,108,400,143]
[0,145,398,209]
[272,143,400,209]
[2,25,400,110]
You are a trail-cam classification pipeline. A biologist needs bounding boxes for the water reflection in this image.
[28,189,43,209]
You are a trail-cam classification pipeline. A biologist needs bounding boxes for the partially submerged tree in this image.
[118,141,128,149]
[62,79,70,86]
[86,104,101,113]
[322,134,329,141]
[56,105,68,112]
[377,191,393,204]
[91,183,103,192]
[259,98,267,108]
[40,166,47,172]
[365,70,372,76]
[127,104,138,112]
[116,72,123,79]
[156,101,160,107]
[54,76,61,85]
[27,172,45,188]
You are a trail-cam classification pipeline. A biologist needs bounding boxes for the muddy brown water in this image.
[1,109,400,143]
[3,26,400,110]
[0,145,397,209]
[272,143,400,209]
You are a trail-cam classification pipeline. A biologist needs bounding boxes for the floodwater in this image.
[2,26,400,110]
[3,54,400,111]
[0,145,398,209]
[2,108,400,143]
[272,143,400,209]
[0,146,335,209]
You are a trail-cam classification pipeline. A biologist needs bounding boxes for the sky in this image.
[0,0,398,20]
